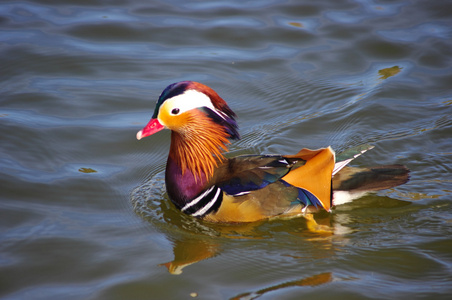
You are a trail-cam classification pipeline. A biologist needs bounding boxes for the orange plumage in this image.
[169,109,231,181]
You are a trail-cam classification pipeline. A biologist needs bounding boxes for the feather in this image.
[332,164,409,206]
[333,164,410,192]
[333,144,374,176]
[280,180,324,208]
[169,109,231,181]
[282,147,335,211]
[212,155,294,195]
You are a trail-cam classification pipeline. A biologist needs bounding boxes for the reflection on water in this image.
[378,65,401,80]
[78,167,97,173]
[1,0,452,299]
[160,237,220,275]
[231,272,333,300]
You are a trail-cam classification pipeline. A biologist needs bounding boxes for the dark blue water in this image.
[1,0,452,299]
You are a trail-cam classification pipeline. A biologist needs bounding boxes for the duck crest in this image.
[189,82,236,118]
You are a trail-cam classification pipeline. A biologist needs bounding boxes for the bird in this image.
[136,81,409,223]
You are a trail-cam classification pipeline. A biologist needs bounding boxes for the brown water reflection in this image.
[231,272,333,300]
[153,210,347,275]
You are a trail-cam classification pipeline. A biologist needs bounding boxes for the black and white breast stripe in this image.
[181,185,223,217]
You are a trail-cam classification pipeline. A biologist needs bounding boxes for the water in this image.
[1,0,452,299]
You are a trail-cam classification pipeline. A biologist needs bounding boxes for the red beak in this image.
[136,118,165,140]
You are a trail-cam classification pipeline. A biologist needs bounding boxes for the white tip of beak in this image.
[136,130,143,140]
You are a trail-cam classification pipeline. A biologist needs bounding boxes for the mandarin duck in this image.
[137,81,409,223]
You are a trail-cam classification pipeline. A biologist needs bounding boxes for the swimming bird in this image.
[137,81,409,223]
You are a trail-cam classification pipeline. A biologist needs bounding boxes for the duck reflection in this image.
[159,212,340,275]
[160,238,219,275]
[159,219,267,274]
[231,272,332,300]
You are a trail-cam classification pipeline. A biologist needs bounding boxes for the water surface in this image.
[1,0,452,299]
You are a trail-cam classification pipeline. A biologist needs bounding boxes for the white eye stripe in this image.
[161,89,227,121]
[164,90,215,114]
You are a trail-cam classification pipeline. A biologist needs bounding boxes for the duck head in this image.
[137,81,240,181]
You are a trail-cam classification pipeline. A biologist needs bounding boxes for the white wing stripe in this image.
[333,146,374,176]
[191,187,222,217]
[181,185,215,212]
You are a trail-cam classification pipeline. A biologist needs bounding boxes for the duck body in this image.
[137,81,409,223]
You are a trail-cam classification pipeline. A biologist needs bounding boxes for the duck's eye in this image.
[171,108,180,115]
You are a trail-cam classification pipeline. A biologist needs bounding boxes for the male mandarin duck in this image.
[137,81,409,223]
